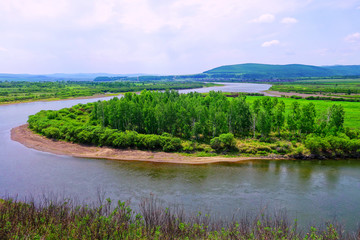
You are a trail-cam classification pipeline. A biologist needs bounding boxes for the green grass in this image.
[0,81,212,104]
[270,78,360,97]
[0,196,353,239]
[245,96,360,129]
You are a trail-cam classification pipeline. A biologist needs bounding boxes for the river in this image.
[0,83,359,230]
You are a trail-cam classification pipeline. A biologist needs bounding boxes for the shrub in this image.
[210,133,236,152]
[42,127,60,139]
[219,133,236,149]
[210,137,222,151]
[162,137,182,152]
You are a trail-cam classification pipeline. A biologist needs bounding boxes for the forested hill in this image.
[0,73,143,82]
[204,63,360,79]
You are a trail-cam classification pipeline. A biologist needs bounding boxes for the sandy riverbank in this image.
[11,124,282,165]
[263,90,347,98]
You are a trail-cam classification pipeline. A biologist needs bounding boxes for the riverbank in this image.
[11,124,282,165]
[1,197,351,240]
[263,90,351,99]
[0,93,122,106]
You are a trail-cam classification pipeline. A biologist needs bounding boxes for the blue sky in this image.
[0,0,359,74]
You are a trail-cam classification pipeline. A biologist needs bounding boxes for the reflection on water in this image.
[0,83,359,230]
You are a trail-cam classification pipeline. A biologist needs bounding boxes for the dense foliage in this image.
[0,81,210,103]
[0,197,354,239]
[27,91,360,157]
[91,91,348,139]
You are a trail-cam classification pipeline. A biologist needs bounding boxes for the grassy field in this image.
[245,96,360,129]
[0,81,214,104]
[270,78,360,98]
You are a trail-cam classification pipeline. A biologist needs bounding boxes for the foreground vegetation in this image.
[0,196,357,239]
[27,91,360,158]
[0,81,212,104]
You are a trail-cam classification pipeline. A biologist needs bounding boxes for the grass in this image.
[245,96,360,129]
[0,81,212,104]
[269,78,360,98]
[0,195,358,239]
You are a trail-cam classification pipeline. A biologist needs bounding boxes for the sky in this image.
[0,0,359,75]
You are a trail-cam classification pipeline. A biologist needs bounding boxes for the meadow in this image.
[245,96,360,129]
[0,81,212,104]
[269,78,360,99]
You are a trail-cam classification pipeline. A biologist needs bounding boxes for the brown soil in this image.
[11,124,282,165]
[263,90,345,98]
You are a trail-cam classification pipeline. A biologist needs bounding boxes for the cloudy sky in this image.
[0,0,359,74]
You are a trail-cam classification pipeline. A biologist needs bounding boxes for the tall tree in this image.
[274,100,285,136]
[327,104,345,133]
[251,99,261,138]
[287,101,301,134]
[299,103,316,135]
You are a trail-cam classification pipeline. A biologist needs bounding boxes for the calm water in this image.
[1,83,359,230]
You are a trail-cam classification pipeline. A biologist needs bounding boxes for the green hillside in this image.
[204,63,360,79]
[322,65,360,76]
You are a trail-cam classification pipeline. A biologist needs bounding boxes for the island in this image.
[11,90,360,163]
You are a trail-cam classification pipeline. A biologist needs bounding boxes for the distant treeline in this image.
[94,74,360,83]
[0,81,209,103]
[92,63,360,82]
[94,73,299,82]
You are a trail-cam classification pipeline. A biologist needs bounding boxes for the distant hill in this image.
[2,64,360,82]
[204,63,360,79]
[0,73,145,82]
[322,65,360,76]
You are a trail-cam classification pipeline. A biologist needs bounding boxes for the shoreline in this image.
[263,90,351,99]
[0,83,222,106]
[0,93,121,106]
[11,124,285,165]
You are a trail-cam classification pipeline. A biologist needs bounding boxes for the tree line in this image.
[0,81,209,103]
[91,90,345,140]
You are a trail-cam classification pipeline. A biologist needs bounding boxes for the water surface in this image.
[0,83,359,230]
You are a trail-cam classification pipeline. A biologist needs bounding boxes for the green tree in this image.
[287,101,301,134]
[251,99,261,138]
[300,103,316,135]
[273,100,285,136]
[327,104,345,133]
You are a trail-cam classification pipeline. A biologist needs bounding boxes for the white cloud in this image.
[4,0,358,74]
[281,17,298,24]
[250,13,275,23]
[345,32,360,43]
[261,40,280,47]
[0,0,69,20]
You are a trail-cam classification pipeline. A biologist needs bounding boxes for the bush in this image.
[210,137,222,151]
[42,127,60,139]
[304,135,331,154]
[162,137,182,152]
[219,133,236,148]
[210,133,236,152]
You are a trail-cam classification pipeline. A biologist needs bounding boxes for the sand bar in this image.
[11,124,283,165]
